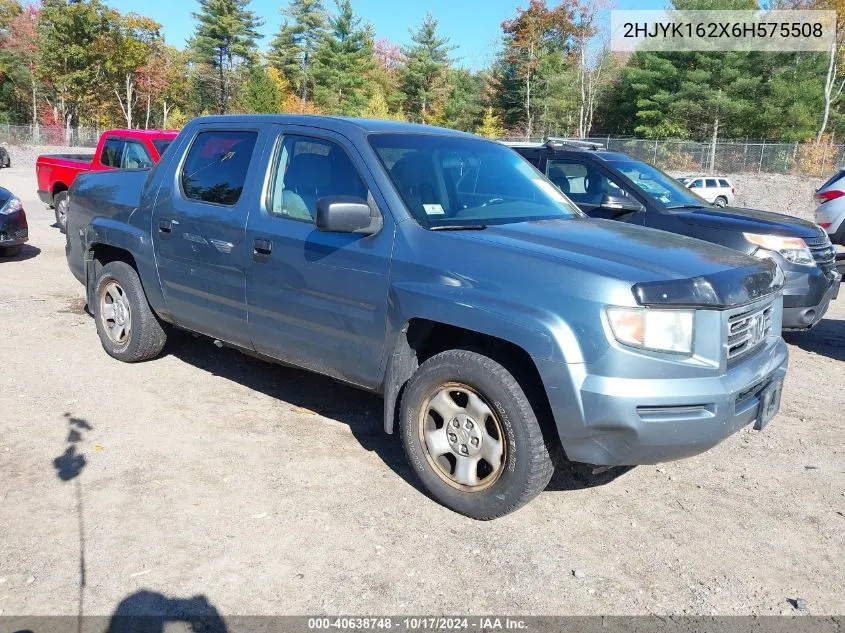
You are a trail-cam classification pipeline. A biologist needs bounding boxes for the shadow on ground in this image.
[105,591,228,633]
[784,317,845,362]
[166,335,627,499]
[0,244,40,261]
[165,335,421,492]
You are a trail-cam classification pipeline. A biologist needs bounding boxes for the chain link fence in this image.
[0,124,102,147]
[2,124,844,176]
[506,135,845,177]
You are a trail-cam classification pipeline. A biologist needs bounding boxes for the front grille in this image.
[805,234,836,273]
[727,302,774,361]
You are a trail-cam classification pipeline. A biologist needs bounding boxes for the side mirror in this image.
[600,193,644,214]
[315,195,382,234]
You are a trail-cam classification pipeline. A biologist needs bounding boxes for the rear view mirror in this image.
[315,195,382,234]
[600,193,644,214]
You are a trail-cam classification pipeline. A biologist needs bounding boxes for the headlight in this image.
[606,307,694,354]
[743,232,815,267]
[0,197,22,215]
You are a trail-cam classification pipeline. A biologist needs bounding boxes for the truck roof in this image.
[192,114,478,138]
[104,129,180,139]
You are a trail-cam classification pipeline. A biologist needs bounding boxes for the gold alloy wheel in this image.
[418,382,507,492]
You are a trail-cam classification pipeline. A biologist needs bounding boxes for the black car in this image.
[0,185,28,257]
[510,138,841,331]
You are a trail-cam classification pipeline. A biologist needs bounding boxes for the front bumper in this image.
[782,267,840,330]
[537,337,789,466]
[0,210,28,247]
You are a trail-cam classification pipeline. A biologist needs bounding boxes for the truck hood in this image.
[454,218,779,307]
[675,205,822,239]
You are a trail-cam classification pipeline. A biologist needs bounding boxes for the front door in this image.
[152,126,264,347]
[542,156,645,224]
[245,126,394,389]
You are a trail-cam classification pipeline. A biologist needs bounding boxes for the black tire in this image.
[0,244,23,257]
[400,349,554,520]
[54,190,69,234]
[714,196,728,207]
[94,261,166,362]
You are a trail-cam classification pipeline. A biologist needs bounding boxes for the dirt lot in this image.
[0,167,843,618]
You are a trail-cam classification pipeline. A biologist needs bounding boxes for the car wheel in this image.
[714,196,728,207]
[94,261,167,362]
[400,349,554,520]
[0,245,23,257]
[54,191,69,234]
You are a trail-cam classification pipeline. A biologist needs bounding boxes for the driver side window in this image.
[268,134,368,222]
[546,159,627,206]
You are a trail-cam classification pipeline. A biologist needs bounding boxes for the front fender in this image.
[379,281,586,434]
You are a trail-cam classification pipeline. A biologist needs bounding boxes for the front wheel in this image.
[400,349,554,520]
[714,196,728,207]
[54,191,69,233]
[94,261,167,362]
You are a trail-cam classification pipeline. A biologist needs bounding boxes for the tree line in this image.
[0,0,842,145]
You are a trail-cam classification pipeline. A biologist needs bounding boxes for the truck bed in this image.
[38,153,94,165]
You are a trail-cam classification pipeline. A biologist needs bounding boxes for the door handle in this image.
[158,219,172,236]
[253,238,273,260]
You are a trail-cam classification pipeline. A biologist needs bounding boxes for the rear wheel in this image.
[714,195,728,207]
[94,261,166,362]
[54,190,69,234]
[400,349,554,520]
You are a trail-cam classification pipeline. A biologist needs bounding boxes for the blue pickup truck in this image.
[65,115,788,519]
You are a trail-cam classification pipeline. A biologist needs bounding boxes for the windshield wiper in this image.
[666,204,707,210]
[430,224,488,231]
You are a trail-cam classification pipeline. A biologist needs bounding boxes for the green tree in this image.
[189,0,262,114]
[236,63,281,112]
[37,0,117,131]
[439,68,486,131]
[399,12,454,122]
[311,0,372,115]
[476,106,504,138]
[269,0,325,107]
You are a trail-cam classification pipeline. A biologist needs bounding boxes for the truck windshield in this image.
[369,133,582,228]
[604,157,710,209]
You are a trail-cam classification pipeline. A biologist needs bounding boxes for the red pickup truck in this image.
[37,129,178,232]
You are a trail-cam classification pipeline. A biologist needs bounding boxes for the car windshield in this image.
[604,157,710,209]
[369,133,582,227]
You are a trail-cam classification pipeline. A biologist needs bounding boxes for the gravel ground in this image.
[0,168,844,619]
[3,144,94,170]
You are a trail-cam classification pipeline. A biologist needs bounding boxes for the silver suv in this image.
[815,169,845,245]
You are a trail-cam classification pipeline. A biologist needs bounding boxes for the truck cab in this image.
[65,116,788,519]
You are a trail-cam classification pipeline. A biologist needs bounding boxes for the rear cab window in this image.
[180,130,258,206]
[100,137,125,168]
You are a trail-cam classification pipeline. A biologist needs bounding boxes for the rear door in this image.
[152,125,265,346]
[244,125,394,389]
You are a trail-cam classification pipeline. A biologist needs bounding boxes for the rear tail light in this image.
[731,187,736,195]
[814,189,845,204]
[819,222,832,229]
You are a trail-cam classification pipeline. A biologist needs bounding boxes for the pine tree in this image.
[311,0,372,115]
[189,0,262,114]
[476,107,504,138]
[399,12,454,123]
[268,0,325,107]
[236,64,281,113]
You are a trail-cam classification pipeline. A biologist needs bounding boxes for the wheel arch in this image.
[52,182,69,199]
[381,318,560,458]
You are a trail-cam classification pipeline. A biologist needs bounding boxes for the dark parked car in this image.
[0,185,28,257]
[65,116,787,519]
[510,139,841,331]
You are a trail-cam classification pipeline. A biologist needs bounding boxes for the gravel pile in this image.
[1,144,94,170]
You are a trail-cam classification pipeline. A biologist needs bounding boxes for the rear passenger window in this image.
[718,179,730,187]
[705,178,718,188]
[268,135,367,221]
[101,138,125,168]
[180,130,258,206]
